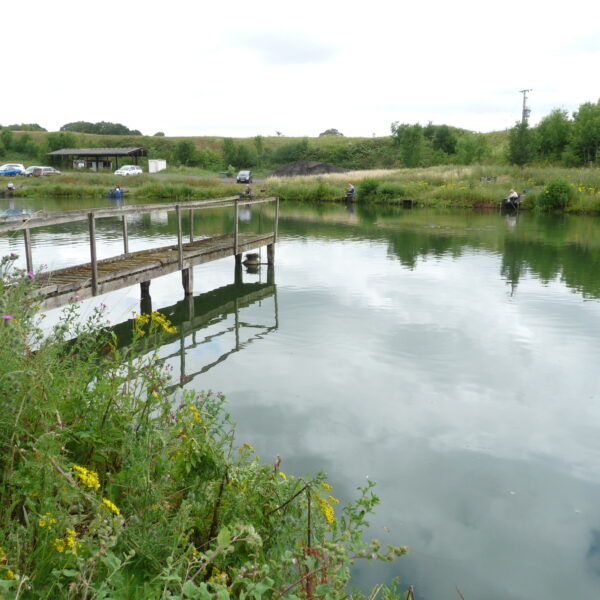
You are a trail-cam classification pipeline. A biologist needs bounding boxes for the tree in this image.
[432,125,458,155]
[534,108,572,162]
[391,122,424,167]
[507,120,533,167]
[46,132,76,152]
[567,100,600,164]
[319,128,344,137]
[174,140,198,166]
[153,131,165,137]
[60,121,141,135]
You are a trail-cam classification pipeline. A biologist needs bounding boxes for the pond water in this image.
[2,196,600,600]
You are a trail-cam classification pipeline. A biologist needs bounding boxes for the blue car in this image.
[0,166,23,176]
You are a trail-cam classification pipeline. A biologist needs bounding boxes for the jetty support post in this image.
[88,212,98,296]
[176,204,184,270]
[140,281,151,304]
[234,198,242,265]
[266,196,278,265]
[182,266,194,295]
[122,214,129,254]
[189,208,194,242]
[23,227,33,273]
[267,243,275,265]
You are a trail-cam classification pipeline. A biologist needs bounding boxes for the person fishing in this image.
[346,183,356,200]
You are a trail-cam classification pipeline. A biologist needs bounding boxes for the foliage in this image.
[568,100,600,165]
[60,121,142,135]
[507,120,534,167]
[0,258,408,599]
[0,123,47,132]
[534,109,572,162]
[390,123,423,168]
[536,177,574,210]
[319,129,344,137]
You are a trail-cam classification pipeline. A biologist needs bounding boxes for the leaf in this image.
[217,526,231,548]
[182,580,200,598]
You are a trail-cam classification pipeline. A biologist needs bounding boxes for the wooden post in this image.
[23,228,33,273]
[267,243,275,265]
[189,208,194,242]
[182,267,194,295]
[140,281,151,302]
[122,214,129,254]
[234,198,239,258]
[88,212,98,295]
[176,204,183,270]
[274,197,279,243]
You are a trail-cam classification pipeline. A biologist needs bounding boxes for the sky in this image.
[3,0,599,138]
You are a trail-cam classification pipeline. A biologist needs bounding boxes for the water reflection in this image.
[112,264,278,390]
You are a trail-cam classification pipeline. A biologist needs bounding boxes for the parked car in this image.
[236,170,252,183]
[24,166,61,176]
[24,166,42,176]
[115,165,143,176]
[0,164,25,176]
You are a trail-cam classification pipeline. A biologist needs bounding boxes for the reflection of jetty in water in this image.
[113,263,278,390]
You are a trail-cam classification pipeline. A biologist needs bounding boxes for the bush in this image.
[357,178,379,199]
[537,177,574,210]
[0,256,407,598]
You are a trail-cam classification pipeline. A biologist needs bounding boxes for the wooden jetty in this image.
[0,196,279,310]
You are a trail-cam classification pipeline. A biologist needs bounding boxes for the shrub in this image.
[358,178,379,199]
[537,177,574,210]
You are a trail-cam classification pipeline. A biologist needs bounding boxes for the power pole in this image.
[519,89,532,123]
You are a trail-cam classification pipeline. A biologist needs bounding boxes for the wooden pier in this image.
[0,196,279,310]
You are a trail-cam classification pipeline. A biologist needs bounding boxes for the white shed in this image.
[148,159,167,173]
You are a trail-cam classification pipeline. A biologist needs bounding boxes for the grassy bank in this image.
[0,257,407,599]
[7,165,600,212]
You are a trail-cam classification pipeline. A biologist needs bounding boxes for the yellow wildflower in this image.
[54,538,66,553]
[318,497,335,524]
[279,471,287,480]
[328,495,340,504]
[38,513,57,529]
[101,498,121,515]
[4,569,15,580]
[189,405,202,423]
[72,464,100,490]
[208,567,229,585]
[0,547,6,562]
[321,482,333,490]
[65,529,78,552]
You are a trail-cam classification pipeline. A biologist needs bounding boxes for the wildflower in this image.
[65,529,78,551]
[242,442,254,452]
[318,497,335,524]
[4,569,15,580]
[0,546,6,562]
[2,315,14,321]
[38,513,57,529]
[72,464,100,490]
[54,538,66,553]
[279,471,287,480]
[101,498,121,515]
[189,405,202,423]
[322,482,333,490]
[328,495,340,504]
[26,271,35,280]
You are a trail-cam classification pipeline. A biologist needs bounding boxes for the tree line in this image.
[2,100,599,171]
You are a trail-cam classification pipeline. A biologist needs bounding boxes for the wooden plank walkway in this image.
[0,196,279,310]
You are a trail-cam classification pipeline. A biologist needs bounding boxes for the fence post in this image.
[189,208,194,243]
[274,197,279,243]
[122,214,129,254]
[88,212,98,295]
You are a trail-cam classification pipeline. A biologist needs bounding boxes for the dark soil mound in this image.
[269,161,349,177]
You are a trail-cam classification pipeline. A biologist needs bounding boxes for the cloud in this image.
[233,30,339,65]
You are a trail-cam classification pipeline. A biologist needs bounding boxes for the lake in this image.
[2,195,600,600]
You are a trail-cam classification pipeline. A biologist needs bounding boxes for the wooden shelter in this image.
[48,147,147,171]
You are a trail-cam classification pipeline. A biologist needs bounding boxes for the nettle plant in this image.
[0,256,407,599]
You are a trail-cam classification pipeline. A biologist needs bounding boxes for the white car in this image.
[115,165,143,176]
[0,163,25,174]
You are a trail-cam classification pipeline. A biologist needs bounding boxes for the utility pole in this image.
[519,89,532,123]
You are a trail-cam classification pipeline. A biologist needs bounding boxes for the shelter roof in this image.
[48,147,147,157]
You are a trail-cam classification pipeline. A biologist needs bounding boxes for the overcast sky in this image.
[3,0,599,138]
